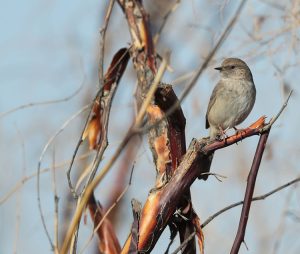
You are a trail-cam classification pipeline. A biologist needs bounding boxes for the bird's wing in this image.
[205,82,221,129]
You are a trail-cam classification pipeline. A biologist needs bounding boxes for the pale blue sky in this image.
[1,1,300,253]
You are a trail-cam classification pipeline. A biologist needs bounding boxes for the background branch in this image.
[201,176,300,228]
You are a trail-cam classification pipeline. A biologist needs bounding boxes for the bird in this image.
[206,58,256,139]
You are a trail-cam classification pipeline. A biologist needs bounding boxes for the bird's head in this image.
[215,58,253,81]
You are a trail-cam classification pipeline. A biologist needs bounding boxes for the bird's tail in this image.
[198,151,214,180]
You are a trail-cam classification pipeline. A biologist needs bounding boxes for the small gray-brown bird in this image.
[206,58,256,139]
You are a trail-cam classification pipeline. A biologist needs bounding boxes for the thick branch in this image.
[118,0,198,253]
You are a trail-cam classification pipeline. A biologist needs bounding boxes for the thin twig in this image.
[180,0,248,102]
[51,147,59,254]
[0,152,91,205]
[37,104,90,250]
[153,0,181,44]
[75,162,94,192]
[99,0,116,89]
[67,92,101,196]
[261,90,293,132]
[200,172,227,182]
[0,77,85,119]
[201,176,300,228]
[170,232,196,254]
[272,186,295,254]
[13,127,26,254]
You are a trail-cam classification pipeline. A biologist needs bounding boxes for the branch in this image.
[99,0,116,89]
[120,116,265,253]
[260,90,293,132]
[153,0,181,45]
[0,152,90,205]
[121,86,291,253]
[230,131,270,254]
[178,0,248,103]
[201,176,300,228]
[0,78,84,119]
[230,90,292,254]
[171,232,196,254]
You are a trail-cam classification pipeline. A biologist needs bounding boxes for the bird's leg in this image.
[216,126,229,141]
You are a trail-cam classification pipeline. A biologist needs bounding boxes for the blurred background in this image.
[1,0,300,253]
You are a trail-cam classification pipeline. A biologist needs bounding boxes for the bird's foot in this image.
[215,127,229,141]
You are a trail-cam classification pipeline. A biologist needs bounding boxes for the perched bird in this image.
[206,58,256,139]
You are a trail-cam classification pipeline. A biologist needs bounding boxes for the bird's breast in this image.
[208,79,256,129]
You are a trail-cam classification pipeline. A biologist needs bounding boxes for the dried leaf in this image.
[103,48,130,93]
[83,47,130,150]
[88,194,121,254]
[83,101,101,150]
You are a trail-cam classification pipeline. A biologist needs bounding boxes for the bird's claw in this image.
[215,126,229,141]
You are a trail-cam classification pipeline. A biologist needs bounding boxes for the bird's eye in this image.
[231,66,235,69]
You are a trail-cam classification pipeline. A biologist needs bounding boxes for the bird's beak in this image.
[214,67,222,71]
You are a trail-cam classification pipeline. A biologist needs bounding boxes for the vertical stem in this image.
[230,130,270,254]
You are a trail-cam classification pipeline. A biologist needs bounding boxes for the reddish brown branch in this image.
[154,86,198,253]
[230,130,270,254]
[118,1,199,252]
[121,117,267,253]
